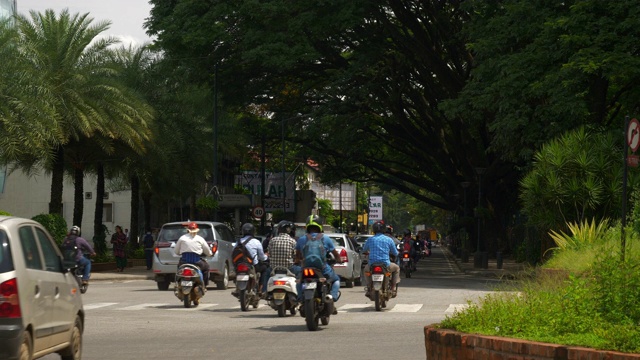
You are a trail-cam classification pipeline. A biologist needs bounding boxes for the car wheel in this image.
[216,264,229,290]
[344,278,354,288]
[60,316,82,360]
[19,331,32,360]
[157,278,170,291]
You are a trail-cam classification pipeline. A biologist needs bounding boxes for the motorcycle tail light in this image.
[273,280,287,286]
[403,253,410,258]
[237,263,250,272]
[372,266,383,274]
[303,268,315,277]
[181,268,194,277]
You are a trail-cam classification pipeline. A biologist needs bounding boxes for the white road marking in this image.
[389,304,423,312]
[84,302,118,310]
[337,304,371,311]
[167,304,218,310]
[445,304,469,314]
[119,303,167,311]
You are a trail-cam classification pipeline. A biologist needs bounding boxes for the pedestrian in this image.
[111,225,128,272]
[143,228,155,270]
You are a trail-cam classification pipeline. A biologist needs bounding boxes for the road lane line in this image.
[84,302,118,310]
[389,304,423,312]
[118,303,167,310]
[445,304,469,314]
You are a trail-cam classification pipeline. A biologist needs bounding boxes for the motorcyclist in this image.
[295,215,343,314]
[237,222,270,297]
[400,228,417,270]
[62,226,96,285]
[266,220,300,275]
[362,221,400,298]
[174,222,212,286]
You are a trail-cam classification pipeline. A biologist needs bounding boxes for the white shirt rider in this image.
[174,232,213,257]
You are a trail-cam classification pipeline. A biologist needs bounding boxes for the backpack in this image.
[232,237,254,265]
[61,237,78,262]
[302,233,326,269]
[403,239,412,252]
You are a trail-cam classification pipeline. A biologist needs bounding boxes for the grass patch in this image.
[438,227,640,353]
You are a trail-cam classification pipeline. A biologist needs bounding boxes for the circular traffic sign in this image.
[253,206,265,219]
[627,118,640,153]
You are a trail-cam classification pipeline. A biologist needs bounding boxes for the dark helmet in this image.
[372,221,385,234]
[403,228,411,236]
[277,220,296,237]
[70,225,81,236]
[306,215,323,233]
[241,223,255,236]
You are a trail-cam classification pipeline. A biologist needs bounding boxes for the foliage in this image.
[317,198,334,225]
[0,210,11,216]
[93,252,114,263]
[520,127,624,231]
[32,213,67,245]
[196,196,219,211]
[92,224,111,256]
[439,227,640,353]
[548,218,609,252]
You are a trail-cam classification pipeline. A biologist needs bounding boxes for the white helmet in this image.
[70,225,81,236]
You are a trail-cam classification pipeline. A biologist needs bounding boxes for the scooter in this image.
[266,266,298,317]
[365,262,394,311]
[174,263,206,308]
[233,261,260,311]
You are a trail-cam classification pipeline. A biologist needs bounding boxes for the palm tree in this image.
[15,9,153,216]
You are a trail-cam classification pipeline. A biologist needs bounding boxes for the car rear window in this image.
[0,230,14,273]
[158,224,215,242]
[328,236,345,248]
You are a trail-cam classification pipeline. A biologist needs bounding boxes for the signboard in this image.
[235,171,295,213]
[252,206,265,218]
[368,196,383,221]
[218,194,252,207]
[627,118,640,153]
[628,154,639,168]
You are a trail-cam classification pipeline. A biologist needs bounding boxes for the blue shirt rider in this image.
[362,221,401,298]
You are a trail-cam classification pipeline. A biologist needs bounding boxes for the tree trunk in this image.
[49,145,64,215]
[142,192,152,231]
[72,166,84,227]
[130,174,140,248]
[93,163,106,255]
[190,192,196,220]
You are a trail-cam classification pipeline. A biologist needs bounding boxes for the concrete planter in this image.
[424,326,640,359]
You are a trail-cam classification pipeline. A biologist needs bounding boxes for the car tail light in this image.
[181,268,195,277]
[340,248,348,263]
[0,278,21,318]
[210,241,218,255]
[273,280,287,286]
[303,268,316,277]
[372,266,383,274]
[237,263,249,272]
[155,241,171,255]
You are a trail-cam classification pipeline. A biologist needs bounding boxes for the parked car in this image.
[0,216,84,360]
[324,233,362,288]
[152,221,236,290]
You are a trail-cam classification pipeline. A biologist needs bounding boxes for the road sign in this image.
[252,206,265,218]
[627,118,640,152]
[628,154,639,167]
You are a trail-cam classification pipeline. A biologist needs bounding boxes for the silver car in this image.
[324,233,362,288]
[0,216,84,360]
[152,221,236,290]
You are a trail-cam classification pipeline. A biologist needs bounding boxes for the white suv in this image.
[0,216,84,360]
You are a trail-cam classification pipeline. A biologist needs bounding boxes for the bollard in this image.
[481,251,489,269]
[496,251,503,269]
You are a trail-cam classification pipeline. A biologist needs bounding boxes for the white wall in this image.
[0,168,132,242]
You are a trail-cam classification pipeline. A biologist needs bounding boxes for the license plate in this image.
[372,274,384,281]
[236,274,249,281]
[180,281,192,287]
[403,258,410,262]
[273,292,286,300]
[303,282,317,290]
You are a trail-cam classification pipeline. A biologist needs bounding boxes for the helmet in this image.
[305,215,323,233]
[403,228,411,236]
[277,220,296,237]
[70,225,81,236]
[372,221,385,234]
[241,223,255,236]
[186,222,199,232]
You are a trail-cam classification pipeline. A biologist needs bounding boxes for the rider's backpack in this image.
[403,239,412,252]
[61,237,78,262]
[232,237,253,265]
[302,233,326,269]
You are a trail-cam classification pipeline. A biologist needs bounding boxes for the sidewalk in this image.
[90,265,155,282]
[442,247,532,279]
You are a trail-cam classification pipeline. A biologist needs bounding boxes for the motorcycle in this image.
[400,251,413,278]
[233,261,261,311]
[174,263,206,308]
[300,266,335,331]
[365,262,393,311]
[266,266,298,317]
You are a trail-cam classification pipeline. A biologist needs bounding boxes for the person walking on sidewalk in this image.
[111,225,128,272]
[143,228,155,270]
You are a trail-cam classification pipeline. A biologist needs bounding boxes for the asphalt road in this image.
[42,247,505,360]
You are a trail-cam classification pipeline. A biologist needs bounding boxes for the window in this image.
[214,225,234,243]
[35,228,63,272]
[0,230,14,273]
[103,203,113,222]
[19,226,43,270]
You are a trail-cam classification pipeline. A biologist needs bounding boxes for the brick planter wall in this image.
[424,326,640,360]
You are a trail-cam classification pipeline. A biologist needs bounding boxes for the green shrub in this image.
[0,210,11,216]
[32,213,67,245]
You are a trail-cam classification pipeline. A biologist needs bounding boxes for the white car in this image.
[0,216,84,360]
[324,233,362,288]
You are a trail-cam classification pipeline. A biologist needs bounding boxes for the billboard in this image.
[235,171,295,213]
[368,196,383,221]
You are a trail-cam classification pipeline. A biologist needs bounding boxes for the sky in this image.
[16,0,154,47]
